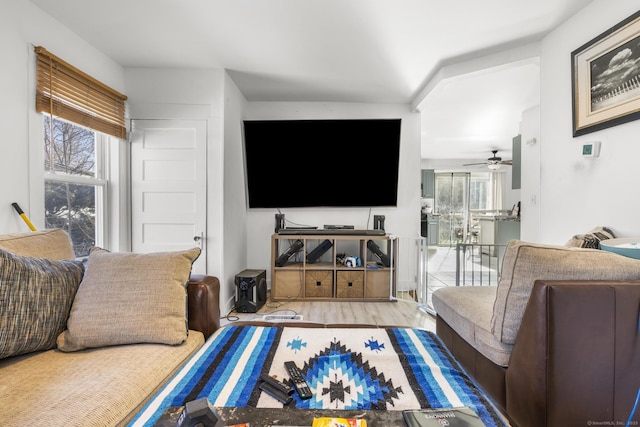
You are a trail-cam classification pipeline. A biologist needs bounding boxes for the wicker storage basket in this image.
[336,270,364,298]
[305,270,333,297]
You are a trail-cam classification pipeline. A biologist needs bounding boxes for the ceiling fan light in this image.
[487,163,500,170]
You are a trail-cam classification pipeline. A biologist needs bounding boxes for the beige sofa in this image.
[0,229,221,426]
[433,239,640,427]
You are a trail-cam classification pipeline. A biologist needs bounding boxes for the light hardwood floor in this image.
[220,247,472,331]
[221,298,436,331]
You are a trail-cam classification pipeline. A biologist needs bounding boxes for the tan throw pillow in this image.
[0,229,75,260]
[0,249,83,359]
[491,240,640,345]
[57,247,201,352]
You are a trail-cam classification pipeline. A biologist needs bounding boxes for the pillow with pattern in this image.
[565,226,615,249]
[0,248,84,359]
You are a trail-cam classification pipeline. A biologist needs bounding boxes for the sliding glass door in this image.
[435,173,470,247]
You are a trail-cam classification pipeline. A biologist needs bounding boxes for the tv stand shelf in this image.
[271,233,397,301]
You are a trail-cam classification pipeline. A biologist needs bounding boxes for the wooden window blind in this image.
[35,46,128,139]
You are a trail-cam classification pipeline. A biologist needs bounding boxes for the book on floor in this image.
[403,407,486,427]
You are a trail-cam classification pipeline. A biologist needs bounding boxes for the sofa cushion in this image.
[565,226,615,249]
[491,240,640,345]
[0,228,75,260]
[432,286,513,366]
[57,247,201,352]
[0,249,83,359]
[0,330,204,426]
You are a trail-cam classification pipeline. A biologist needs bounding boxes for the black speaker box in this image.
[373,215,385,231]
[306,239,333,263]
[235,269,267,313]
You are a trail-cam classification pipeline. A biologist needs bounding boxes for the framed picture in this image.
[572,9,640,136]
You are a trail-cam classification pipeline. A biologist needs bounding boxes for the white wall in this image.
[539,0,640,243]
[0,1,125,233]
[245,102,422,285]
[519,106,541,242]
[222,73,249,313]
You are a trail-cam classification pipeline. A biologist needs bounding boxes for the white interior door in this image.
[130,119,207,274]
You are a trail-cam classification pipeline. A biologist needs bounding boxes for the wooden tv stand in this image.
[271,233,397,301]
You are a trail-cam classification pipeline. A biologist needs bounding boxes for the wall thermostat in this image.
[582,141,601,157]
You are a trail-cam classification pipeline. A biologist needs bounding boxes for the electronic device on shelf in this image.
[324,225,354,229]
[278,228,385,236]
[306,239,333,264]
[283,226,318,230]
[373,215,385,231]
[367,239,391,267]
[275,239,304,267]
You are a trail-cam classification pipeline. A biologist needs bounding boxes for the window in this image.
[34,46,127,257]
[44,115,107,257]
[469,174,489,210]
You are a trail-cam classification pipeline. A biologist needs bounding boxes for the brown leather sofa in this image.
[433,240,640,427]
[188,273,221,338]
[438,280,640,427]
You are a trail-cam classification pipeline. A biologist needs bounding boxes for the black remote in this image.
[260,373,294,395]
[259,381,293,405]
[284,361,312,400]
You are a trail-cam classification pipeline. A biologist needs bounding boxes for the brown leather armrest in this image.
[187,274,221,339]
[506,280,640,427]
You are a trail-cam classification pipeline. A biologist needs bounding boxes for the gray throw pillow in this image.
[57,247,200,352]
[0,248,84,359]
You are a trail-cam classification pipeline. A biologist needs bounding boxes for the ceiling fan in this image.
[463,150,512,170]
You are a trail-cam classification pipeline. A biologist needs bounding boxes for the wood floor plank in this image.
[221,298,436,331]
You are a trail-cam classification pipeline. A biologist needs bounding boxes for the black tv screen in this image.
[243,119,401,208]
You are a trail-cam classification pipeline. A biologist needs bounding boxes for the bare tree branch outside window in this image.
[44,116,97,257]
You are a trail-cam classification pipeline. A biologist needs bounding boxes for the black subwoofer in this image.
[235,269,267,313]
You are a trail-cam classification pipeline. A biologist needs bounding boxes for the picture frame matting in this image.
[571,9,640,136]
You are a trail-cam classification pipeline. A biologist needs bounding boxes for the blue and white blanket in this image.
[129,325,507,426]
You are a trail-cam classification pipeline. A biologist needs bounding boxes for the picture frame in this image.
[571,9,640,137]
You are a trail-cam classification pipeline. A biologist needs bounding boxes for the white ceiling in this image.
[29,0,594,162]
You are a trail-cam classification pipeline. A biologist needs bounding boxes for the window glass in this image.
[43,115,104,257]
[44,181,97,256]
[44,116,96,176]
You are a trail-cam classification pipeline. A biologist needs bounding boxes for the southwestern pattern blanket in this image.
[129,325,506,426]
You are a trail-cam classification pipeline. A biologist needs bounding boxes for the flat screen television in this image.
[243,119,401,208]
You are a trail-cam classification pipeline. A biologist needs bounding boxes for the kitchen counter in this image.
[477,215,520,260]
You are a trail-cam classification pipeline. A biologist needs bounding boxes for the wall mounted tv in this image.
[243,119,402,209]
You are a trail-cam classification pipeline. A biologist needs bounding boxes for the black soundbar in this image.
[275,239,304,267]
[278,229,385,236]
[306,239,333,264]
[367,240,391,267]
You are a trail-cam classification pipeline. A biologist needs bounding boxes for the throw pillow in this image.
[565,226,615,249]
[0,228,75,260]
[57,246,200,352]
[491,240,640,345]
[0,248,84,359]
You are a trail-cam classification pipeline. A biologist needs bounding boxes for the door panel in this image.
[435,173,470,247]
[130,119,207,274]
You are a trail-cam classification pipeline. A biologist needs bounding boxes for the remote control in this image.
[259,381,293,405]
[284,361,312,400]
[260,373,294,395]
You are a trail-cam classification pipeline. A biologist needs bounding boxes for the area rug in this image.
[129,325,507,426]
